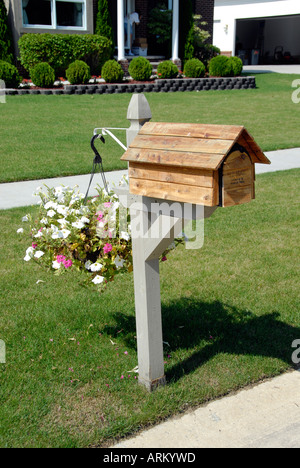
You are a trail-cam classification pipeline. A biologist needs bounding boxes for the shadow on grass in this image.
[101,298,299,383]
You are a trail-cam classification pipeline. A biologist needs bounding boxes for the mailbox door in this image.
[221,150,254,207]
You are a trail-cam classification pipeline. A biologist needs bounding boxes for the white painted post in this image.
[117,0,126,61]
[126,93,152,147]
[171,0,179,61]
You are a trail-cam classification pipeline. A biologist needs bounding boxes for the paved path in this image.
[112,370,300,449]
[243,65,300,74]
[0,148,299,210]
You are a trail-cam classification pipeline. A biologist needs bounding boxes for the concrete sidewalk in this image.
[0,148,299,210]
[112,370,300,448]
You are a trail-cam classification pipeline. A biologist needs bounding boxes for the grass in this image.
[0,169,299,447]
[0,73,299,183]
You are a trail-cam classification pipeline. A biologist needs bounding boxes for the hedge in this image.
[18,34,112,76]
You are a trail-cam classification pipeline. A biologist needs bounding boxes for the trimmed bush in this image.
[157,60,179,79]
[183,58,205,78]
[66,60,91,85]
[0,60,21,88]
[128,57,152,81]
[18,34,112,76]
[229,56,243,76]
[208,55,232,77]
[30,62,55,88]
[101,60,124,83]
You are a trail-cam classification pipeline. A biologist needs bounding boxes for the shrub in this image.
[0,0,14,63]
[128,57,153,81]
[95,0,114,55]
[101,60,124,83]
[66,60,91,85]
[18,34,112,76]
[30,62,55,88]
[183,58,205,78]
[229,56,243,76]
[157,60,179,79]
[208,55,232,77]
[0,60,21,88]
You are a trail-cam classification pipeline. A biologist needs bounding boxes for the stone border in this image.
[7,76,256,95]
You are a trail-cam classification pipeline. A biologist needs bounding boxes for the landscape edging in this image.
[7,76,256,95]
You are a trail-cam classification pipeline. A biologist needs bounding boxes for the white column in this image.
[117,0,126,61]
[171,0,179,61]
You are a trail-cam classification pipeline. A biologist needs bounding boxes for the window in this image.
[22,0,86,29]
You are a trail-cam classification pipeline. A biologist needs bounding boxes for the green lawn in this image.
[0,73,299,183]
[0,169,299,447]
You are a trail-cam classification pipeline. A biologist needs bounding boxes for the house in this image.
[213,0,300,64]
[5,0,215,68]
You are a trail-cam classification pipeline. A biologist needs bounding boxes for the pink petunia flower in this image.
[56,255,66,263]
[103,243,112,254]
[32,243,38,249]
[97,211,104,220]
[63,259,73,268]
[104,202,112,208]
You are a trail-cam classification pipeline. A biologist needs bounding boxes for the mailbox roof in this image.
[121,122,271,170]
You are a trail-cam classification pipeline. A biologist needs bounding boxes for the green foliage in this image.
[0,0,13,63]
[193,15,211,48]
[66,60,91,85]
[209,55,232,77]
[229,56,243,76]
[196,44,220,68]
[183,58,205,78]
[95,0,114,55]
[148,3,172,44]
[0,60,21,88]
[128,57,152,81]
[101,59,124,83]
[18,34,112,76]
[157,60,179,79]
[30,62,55,88]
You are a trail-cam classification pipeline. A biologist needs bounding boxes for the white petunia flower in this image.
[47,209,56,218]
[22,215,29,222]
[17,228,24,234]
[57,205,68,216]
[54,186,63,196]
[40,217,48,224]
[44,201,58,210]
[80,216,90,224]
[85,260,92,270]
[24,246,34,262]
[61,229,71,239]
[34,251,44,259]
[92,275,105,285]
[52,260,61,270]
[114,255,125,269]
[120,231,130,241]
[34,230,44,238]
[72,221,85,229]
[90,262,103,272]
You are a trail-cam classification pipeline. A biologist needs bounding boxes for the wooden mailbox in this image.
[121,122,271,208]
